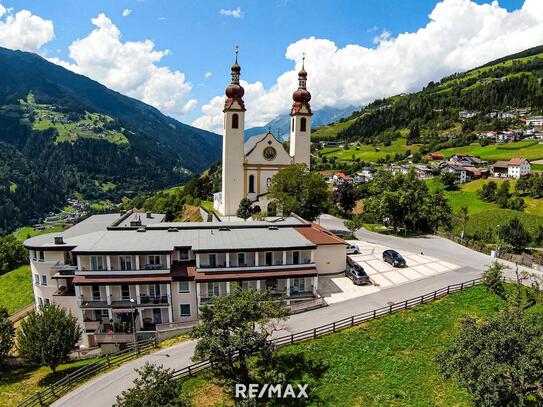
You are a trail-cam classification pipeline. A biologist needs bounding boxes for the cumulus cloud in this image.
[180,99,197,115]
[122,9,131,17]
[0,3,54,52]
[219,7,242,18]
[194,0,543,132]
[205,71,212,79]
[50,13,193,117]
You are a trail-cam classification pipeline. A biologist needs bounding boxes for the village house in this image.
[526,116,543,127]
[440,163,467,184]
[491,158,531,178]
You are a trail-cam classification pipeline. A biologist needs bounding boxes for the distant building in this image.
[440,164,467,184]
[526,116,543,127]
[320,171,333,182]
[449,154,484,167]
[333,172,353,184]
[427,152,445,161]
[459,110,479,119]
[491,158,531,179]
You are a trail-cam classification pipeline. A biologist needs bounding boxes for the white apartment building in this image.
[24,211,346,348]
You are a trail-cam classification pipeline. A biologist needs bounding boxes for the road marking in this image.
[398,268,424,280]
[382,271,409,284]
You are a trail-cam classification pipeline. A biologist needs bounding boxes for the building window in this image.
[38,251,45,262]
[293,251,300,265]
[208,253,217,267]
[179,249,189,261]
[148,255,161,266]
[291,277,306,293]
[232,113,239,129]
[180,304,191,317]
[44,298,50,305]
[120,256,133,271]
[33,274,39,285]
[91,256,105,271]
[149,284,161,298]
[207,282,220,297]
[31,250,37,261]
[265,252,273,266]
[178,281,190,294]
[300,117,307,132]
[38,297,43,307]
[92,285,101,301]
[248,174,255,193]
[121,284,130,301]
[41,275,47,286]
[266,177,272,188]
[291,117,294,132]
[237,252,245,266]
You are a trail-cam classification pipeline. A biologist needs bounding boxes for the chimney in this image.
[54,236,64,245]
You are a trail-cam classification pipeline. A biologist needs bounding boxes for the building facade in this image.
[215,50,313,216]
[25,211,346,348]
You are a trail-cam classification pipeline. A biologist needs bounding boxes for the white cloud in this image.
[194,0,543,133]
[219,7,242,18]
[50,13,193,117]
[180,99,197,115]
[0,4,54,52]
[372,30,390,45]
[204,71,212,79]
[122,9,131,17]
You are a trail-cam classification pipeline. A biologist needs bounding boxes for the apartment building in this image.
[24,211,347,348]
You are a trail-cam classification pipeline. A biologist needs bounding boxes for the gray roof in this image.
[24,212,314,253]
[244,133,268,155]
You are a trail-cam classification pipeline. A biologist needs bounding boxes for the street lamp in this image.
[129,298,136,347]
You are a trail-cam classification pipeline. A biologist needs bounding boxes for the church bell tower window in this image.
[300,117,307,132]
[232,113,239,129]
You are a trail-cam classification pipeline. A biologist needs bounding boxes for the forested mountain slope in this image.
[0,47,221,233]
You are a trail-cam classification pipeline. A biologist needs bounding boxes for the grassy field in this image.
[0,357,100,407]
[437,141,543,162]
[0,266,33,315]
[426,178,543,238]
[12,225,64,242]
[179,286,511,406]
[319,139,420,162]
[311,118,357,140]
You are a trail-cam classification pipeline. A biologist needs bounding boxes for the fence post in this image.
[460,282,464,290]
[420,296,423,305]
[188,365,192,377]
[106,354,111,367]
[447,286,450,294]
[333,322,336,333]
[373,310,376,319]
[291,334,294,345]
[433,291,437,300]
[313,328,316,339]
[389,305,392,314]
[351,316,354,327]
[404,300,408,310]
[36,391,43,406]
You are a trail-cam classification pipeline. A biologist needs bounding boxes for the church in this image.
[213,49,313,216]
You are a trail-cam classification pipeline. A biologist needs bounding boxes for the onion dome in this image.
[292,54,311,103]
[224,46,246,111]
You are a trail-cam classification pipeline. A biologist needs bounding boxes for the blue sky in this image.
[0,0,538,131]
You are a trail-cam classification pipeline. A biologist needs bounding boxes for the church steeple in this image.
[291,54,312,114]
[224,46,245,111]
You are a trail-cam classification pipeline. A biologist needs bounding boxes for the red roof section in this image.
[295,223,346,246]
[509,158,529,165]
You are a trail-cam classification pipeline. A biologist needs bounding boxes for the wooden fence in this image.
[171,277,483,381]
[17,338,157,407]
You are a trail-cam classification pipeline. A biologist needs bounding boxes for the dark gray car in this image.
[383,249,407,268]
[346,257,371,285]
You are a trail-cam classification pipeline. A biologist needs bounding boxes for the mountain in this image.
[335,45,543,148]
[244,106,357,140]
[0,47,221,233]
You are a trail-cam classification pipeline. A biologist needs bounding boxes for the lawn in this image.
[437,141,543,162]
[0,357,99,407]
[311,118,357,141]
[0,266,33,315]
[13,225,64,242]
[319,139,420,162]
[179,286,510,406]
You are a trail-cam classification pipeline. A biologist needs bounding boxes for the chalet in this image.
[440,164,467,184]
[449,154,483,167]
[491,158,531,179]
[333,172,353,184]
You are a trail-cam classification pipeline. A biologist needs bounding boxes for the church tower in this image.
[220,47,246,216]
[289,56,312,168]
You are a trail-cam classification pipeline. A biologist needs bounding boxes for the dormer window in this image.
[232,113,239,129]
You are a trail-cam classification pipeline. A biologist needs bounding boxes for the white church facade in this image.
[214,49,313,216]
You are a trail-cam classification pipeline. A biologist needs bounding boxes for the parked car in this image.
[345,257,371,285]
[346,244,359,254]
[382,249,407,267]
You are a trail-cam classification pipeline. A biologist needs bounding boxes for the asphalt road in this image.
[53,217,533,407]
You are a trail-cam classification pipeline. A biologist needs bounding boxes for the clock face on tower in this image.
[263,146,277,161]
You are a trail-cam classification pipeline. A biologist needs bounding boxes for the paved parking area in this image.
[318,240,461,304]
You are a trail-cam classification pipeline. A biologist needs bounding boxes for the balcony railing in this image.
[137,295,170,305]
[197,261,314,272]
[79,295,171,307]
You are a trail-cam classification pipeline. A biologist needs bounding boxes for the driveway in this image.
[53,217,538,407]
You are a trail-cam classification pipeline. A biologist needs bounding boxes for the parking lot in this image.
[319,240,461,304]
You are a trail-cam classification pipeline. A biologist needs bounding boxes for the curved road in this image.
[53,221,532,407]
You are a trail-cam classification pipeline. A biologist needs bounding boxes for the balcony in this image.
[79,296,108,308]
[138,294,170,306]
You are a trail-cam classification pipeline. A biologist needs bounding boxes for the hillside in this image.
[0,47,221,233]
[325,45,543,150]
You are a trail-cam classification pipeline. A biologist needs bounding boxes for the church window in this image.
[266,177,272,188]
[263,147,277,161]
[291,118,294,132]
[300,117,307,132]
[232,113,239,129]
[248,175,255,193]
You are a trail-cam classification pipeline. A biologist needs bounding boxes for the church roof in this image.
[244,132,283,156]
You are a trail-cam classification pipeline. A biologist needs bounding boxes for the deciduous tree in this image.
[17,304,81,373]
[0,307,14,365]
[236,197,254,221]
